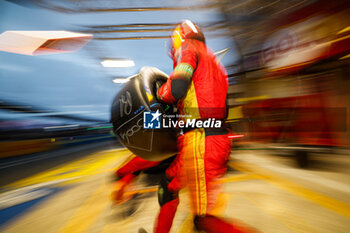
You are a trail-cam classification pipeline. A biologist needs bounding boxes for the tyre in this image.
[111,67,177,161]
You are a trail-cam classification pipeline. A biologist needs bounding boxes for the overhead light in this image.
[0,30,92,56]
[101,59,135,68]
[113,78,130,83]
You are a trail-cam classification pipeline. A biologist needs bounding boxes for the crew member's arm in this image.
[157,43,197,104]
[116,155,161,178]
[111,155,161,204]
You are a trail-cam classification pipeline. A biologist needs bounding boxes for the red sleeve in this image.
[177,41,197,70]
[157,41,197,104]
[116,156,161,178]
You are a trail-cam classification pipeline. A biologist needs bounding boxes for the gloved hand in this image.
[110,173,136,205]
[154,77,175,113]
[156,73,177,104]
[111,180,128,204]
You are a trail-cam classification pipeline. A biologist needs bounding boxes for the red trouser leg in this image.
[182,129,231,215]
[195,215,245,233]
[182,130,249,232]
[154,198,179,233]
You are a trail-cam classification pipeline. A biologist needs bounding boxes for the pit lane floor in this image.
[0,145,350,233]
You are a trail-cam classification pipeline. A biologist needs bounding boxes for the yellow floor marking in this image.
[73,167,116,177]
[217,173,259,184]
[229,161,350,219]
[241,193,320,233]
[0,148,129,233]
[3,149,129,190]
[57,182,110,233]
[58,151,132,186]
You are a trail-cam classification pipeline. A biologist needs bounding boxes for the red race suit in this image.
[157,39,245,233]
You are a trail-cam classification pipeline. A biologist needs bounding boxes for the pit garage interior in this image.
[0,0,350,233]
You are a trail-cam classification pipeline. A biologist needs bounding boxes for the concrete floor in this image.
[0,146,350,233]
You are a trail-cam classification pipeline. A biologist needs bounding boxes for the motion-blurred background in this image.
[0,0,349,166]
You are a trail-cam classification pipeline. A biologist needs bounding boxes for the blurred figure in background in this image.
[111,154,176,205]
[112,154,160,205]
[112,152,181,233]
